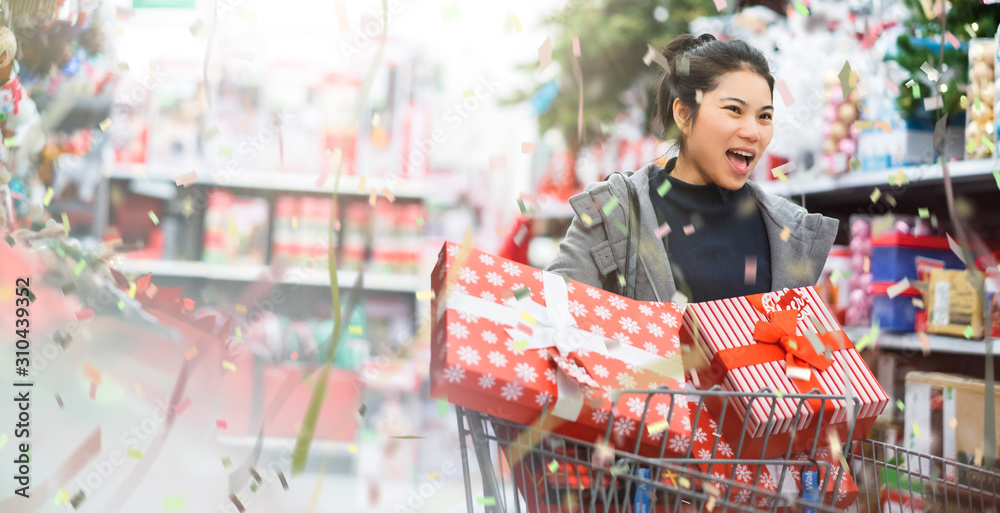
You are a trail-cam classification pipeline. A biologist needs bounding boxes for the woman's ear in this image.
[672,98,691,136]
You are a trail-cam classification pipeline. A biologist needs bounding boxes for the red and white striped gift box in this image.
[681,286,888,460]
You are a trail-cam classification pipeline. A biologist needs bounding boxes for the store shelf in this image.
[756,158,999,198]
[107,163,455,202]
[118,259,428,294]
[844,326,999,355]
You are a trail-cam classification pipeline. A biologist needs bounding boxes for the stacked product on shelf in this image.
[821,70,863,174]
[341,201,370,271]
[818,244,852,325]
[202,190,270,266]
[849,213,1000,339]
[870,230,964,333]
[846,217,874,327]
[966,38,996,159]
[271,195,337,269]
[341,200,426,274]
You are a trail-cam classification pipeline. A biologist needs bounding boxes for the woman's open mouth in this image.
[726,149,754,173]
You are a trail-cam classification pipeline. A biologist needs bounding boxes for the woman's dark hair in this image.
[655,33,775,153]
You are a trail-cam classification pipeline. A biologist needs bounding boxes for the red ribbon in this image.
[712,308,853,420]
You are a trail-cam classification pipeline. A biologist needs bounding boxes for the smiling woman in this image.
[547,34,840,305]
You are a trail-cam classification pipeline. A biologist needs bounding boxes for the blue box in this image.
[871,234,966,283]
[872,282,923,332]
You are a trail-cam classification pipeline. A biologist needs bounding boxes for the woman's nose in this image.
[737,118,761,142]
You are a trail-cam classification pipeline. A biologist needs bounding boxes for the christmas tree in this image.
[887,0,999,121]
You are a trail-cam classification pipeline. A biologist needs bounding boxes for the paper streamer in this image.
[886,278,911,299]
[290,0,391,477]
[538,36,552,74]
[776,79,795,106]
[174,172,198,187]
[642,43,670,72]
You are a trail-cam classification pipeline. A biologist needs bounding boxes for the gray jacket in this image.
[546,163,840,302]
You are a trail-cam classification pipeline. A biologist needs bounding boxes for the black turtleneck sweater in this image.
[648,158,772,302]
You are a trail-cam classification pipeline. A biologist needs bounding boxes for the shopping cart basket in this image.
[453,386,1000,512]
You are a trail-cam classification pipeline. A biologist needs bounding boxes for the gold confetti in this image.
[369,187,377,207]
[348,444,358,454]
[647,419,671,434]
[870,188,882,203]
[548,460,559,473]
[99,118,113,132]
[462,89,474,98]
[511,14,523,33]
[912,422,921,437]
[235,304,247,314]
[222,361,237,372]
[185,347,198,360]
[43,188,55,206]
[521,142,535,153]
[780,226,791,241]
[580,213,592,226]
[357,175,367,193]
[416,290,435,301]
[381,187,396,203]
[949,417,957,429]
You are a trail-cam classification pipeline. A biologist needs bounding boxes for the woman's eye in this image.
[726,106,741,114]
[760,113,772,120]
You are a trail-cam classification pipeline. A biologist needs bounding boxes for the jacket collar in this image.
[625,162,826,301]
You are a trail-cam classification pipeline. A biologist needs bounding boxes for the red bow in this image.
[752,309,833,374]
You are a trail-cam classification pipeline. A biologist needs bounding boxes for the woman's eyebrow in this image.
[719,97,773,111]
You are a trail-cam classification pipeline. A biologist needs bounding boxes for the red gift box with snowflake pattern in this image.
[430,241,691,457]
[681,286,889,460]
[678,396,859,510]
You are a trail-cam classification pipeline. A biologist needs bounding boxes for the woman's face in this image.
[674,70,774,190]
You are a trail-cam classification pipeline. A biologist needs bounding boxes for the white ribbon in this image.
[446,270,683,421]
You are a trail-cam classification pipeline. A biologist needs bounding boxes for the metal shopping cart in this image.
[453,386,1000,512]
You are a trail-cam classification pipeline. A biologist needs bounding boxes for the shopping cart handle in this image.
[466,409,503,513]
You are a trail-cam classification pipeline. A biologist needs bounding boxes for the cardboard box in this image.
[925,269,985,339]
[904,372,1000,482]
